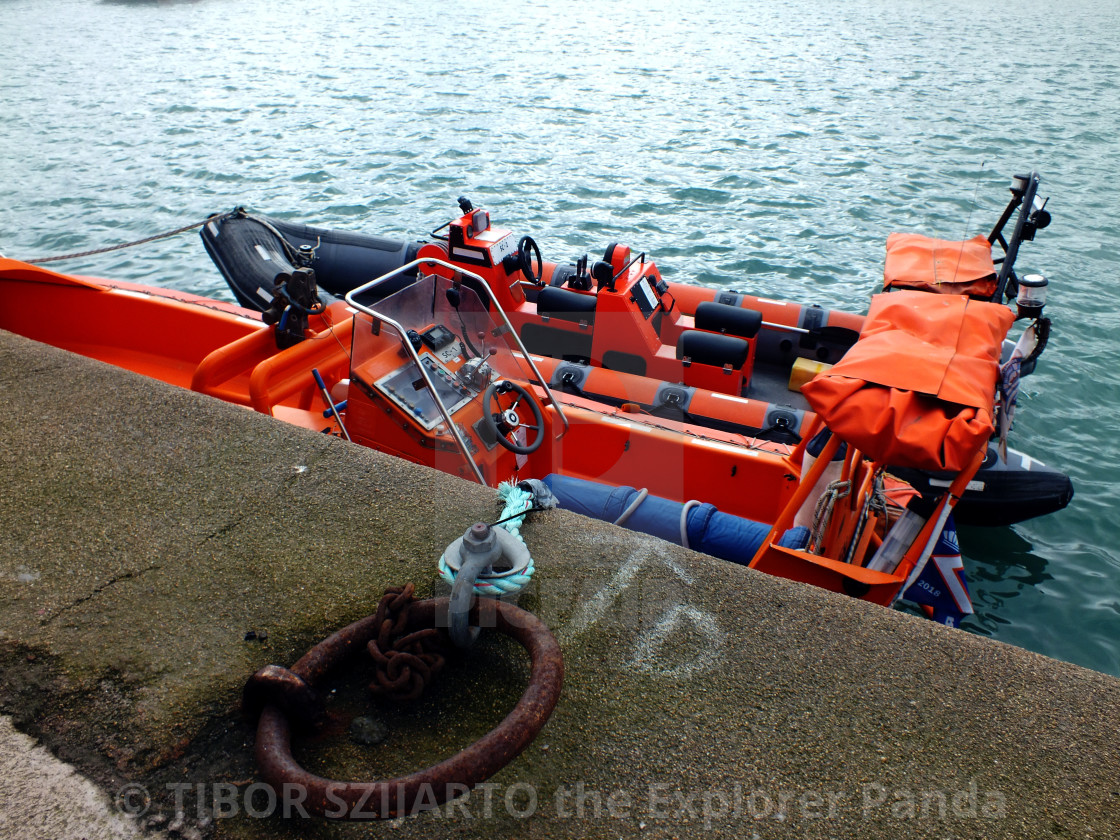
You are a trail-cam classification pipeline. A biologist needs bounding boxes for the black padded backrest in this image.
[591,260,614,290]
[537,285,597,323]
[676,330,749,369]
[694,301,763,339]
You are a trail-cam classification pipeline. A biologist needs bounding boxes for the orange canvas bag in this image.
[801,291,1014,472]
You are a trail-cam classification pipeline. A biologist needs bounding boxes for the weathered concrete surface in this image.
[0,328,1118,840]
[0,715,156,840]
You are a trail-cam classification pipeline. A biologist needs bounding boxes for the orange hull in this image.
[0,254,1001,611]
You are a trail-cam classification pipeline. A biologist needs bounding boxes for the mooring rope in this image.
[808,479,851,555]
[438,482,541,597]
[25,217,215,264]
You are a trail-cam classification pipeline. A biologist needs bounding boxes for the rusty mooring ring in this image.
[251,596,563,820]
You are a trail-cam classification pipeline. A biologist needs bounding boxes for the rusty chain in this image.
[243,584,563,820]
[367,584,450,701]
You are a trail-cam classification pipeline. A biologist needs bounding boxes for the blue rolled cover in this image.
[542,474,809,565]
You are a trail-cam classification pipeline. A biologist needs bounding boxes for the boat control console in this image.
[373,339,475,431]
[343,263,566,484]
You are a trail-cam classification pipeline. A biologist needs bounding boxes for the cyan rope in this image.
[438,482,538,596]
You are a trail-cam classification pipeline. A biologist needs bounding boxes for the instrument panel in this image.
[374,352,475,431]
[419,323,465,364]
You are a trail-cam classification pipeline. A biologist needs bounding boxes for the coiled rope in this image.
[438,482,544,596]
[808,479,852,554]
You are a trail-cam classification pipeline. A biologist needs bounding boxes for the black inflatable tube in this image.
[201,212,423,312]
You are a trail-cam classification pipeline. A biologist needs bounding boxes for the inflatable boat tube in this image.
[889,443,1074,527]
[543,474,809,564]
[201,210,423,311]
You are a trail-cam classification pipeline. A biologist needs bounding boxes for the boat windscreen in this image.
[350,272,544,396]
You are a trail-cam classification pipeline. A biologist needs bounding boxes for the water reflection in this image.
[959,525,1051,637]
[895,526,1052,634]
[101,1,204,5]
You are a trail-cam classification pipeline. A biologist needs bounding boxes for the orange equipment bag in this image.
[800,291,1014,472]
[883,233,997,299]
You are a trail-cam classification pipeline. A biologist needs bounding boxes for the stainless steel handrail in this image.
[344,258,570,485]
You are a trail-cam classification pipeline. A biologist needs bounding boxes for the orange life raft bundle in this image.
[801,291,1016,473]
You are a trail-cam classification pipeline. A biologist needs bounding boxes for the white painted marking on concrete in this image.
[627,604,726,679]
[560,543,723,678]
[663,555,695,586]
[560,548,650,642]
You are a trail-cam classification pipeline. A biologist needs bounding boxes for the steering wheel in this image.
[483,380,545,455]
[517,236,543,284]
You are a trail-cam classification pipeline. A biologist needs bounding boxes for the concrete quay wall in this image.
[0,330,1116,840]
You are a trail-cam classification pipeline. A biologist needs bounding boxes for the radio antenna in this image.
[962,160,986,239]
[951,161,986,284]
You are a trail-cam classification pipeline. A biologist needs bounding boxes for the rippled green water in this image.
[3,0,1118,673]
